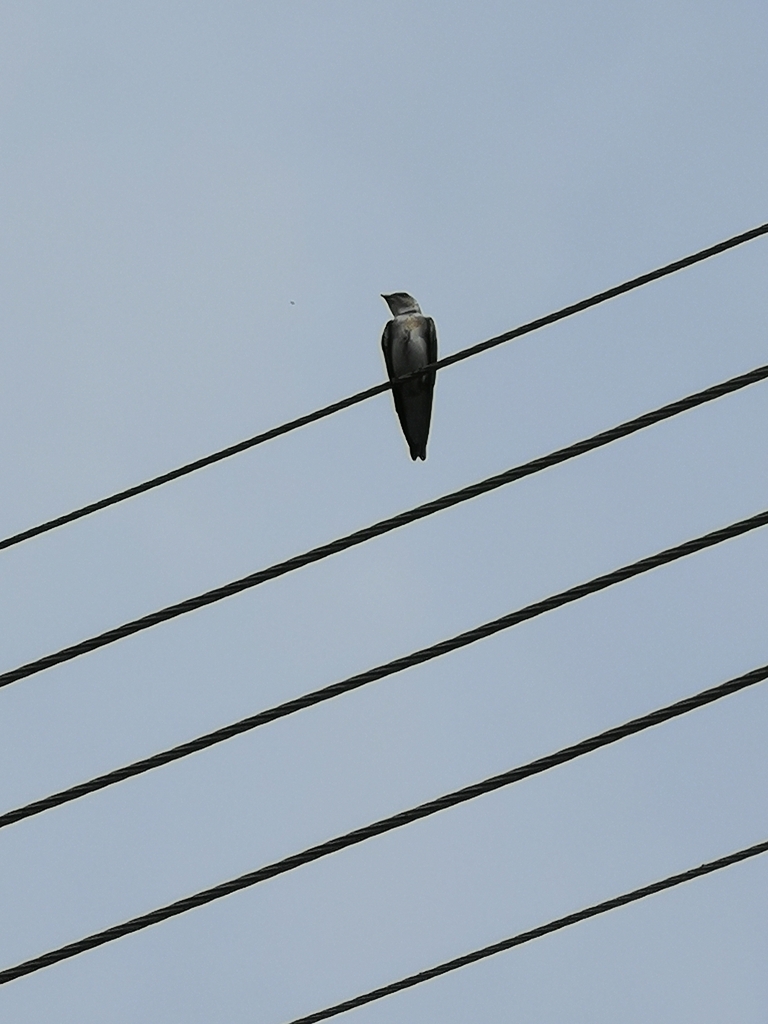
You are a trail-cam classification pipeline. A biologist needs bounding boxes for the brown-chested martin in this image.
[380,292,438,460]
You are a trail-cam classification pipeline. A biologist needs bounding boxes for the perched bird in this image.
[380,292,438,460]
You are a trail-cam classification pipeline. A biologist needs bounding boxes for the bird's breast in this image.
[390,318,430,377]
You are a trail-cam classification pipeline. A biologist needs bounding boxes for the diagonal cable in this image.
[2,497,768,831]
[284,837,768,1024]
[2,221,766,555]
[1,658,766,984]
[1,363,767,693]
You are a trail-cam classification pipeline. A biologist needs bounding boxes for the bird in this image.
[380,292,438,460]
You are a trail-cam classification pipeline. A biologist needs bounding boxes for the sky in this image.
[0,2,767,1021]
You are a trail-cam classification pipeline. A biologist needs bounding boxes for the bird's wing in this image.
[381,320,396,380]
[381,320,413,442]
[426,317,438,367]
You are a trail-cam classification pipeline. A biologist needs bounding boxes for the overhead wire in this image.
[284,837,768,1024]
[1,221,766,556]
[2,505,768,831]
[2,363,767,692]
[2,224,766,989]
[1,657,766,983]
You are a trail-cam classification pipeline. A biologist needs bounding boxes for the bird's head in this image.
[381,292,422,316]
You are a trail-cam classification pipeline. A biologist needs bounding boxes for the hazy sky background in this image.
[1,2,767,1021]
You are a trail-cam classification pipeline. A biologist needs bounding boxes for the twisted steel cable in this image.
[2,221,766,554]
[1,658,766,983]
[285,838,768,1023]
[1,363,767,693]
[2,498,768,831]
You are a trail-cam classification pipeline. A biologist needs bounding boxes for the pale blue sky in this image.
[1,2,767,1021]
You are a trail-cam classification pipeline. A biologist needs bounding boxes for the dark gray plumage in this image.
[380,292,438,460]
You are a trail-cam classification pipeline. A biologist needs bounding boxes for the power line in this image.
[2,221,766,556]
[2,494,767,831]
[1,658,766,984]
[284,837,768,1024]
[2,364,767,693]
